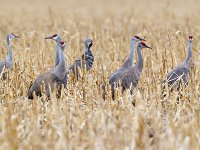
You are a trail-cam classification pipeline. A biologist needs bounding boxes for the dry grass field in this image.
[0,0,200,149]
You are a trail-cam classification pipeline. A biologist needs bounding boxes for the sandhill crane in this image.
[162,35,193,97]
[28,41,67,99]
[109,42,152,99]
[45,34,61,66]
[0,33,19,79]
[108,36,145,84]
[68,37,94,80]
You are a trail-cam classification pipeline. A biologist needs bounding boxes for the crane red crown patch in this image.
[60,41,65,45]
[134,36,140,39]
[140,42,147,46]
[53,34,57,37]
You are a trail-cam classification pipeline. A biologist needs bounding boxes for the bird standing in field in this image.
[28,41,67,99]
[108,36,146,84]
[162,35,193,96]
[45,34,61,66]
[0,33,19,79]
[67,38,94,80]
[109,42,152,99]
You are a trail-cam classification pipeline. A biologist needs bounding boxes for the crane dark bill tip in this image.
[145,45,152,49]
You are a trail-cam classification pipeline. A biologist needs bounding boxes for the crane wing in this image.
[120,68,140,92]
[166,65,190,88]
[28,69,67,99]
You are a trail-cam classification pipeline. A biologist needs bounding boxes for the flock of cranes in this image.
[0,33,193,100]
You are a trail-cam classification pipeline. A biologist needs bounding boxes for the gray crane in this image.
[108,36,145,84]
[28,41,67,99]
[0,33,19,79]
[162,36,193,96]
[45,34,61,66]
[67,37,94,80]
[109,42,152,99]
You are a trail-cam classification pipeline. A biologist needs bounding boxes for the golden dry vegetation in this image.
[0,0,200,149]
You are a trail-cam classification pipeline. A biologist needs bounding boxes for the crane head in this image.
[9,33,20,40]
[188,35,193,41]
[86,38,93,48]
[85,38,93,49]
[45,34,60,42]
[138,42,152,49]
[59,41,66,49]
[131,36,146,42]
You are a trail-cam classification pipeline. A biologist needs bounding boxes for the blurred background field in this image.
[0,0,200,149]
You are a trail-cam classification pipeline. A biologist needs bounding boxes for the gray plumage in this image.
[68,38,94,80]
[162,36,193,95]
[45,34,61,66]
[108,36,145,84]
[28,41,67,99]
[109,42,152,98]
[0,34,19,79]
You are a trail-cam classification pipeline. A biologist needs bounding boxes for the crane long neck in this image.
[128,41,136,60]
[124,41,136,67]
[83,42,92,58]
[184,41,192,64]
[54,47,66,79]
[7,35,10,46]
[85,43,89,52]
[7,35,12,61]
[55,41,61,66]
[135,46,143,73]
[58,49,66,72]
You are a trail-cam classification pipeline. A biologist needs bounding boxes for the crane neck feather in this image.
[85,42,88,51]
[85,42,91,52]
[135,46,143,73]
[127,41,136,64]
[122,41,136,68]
[7,35,11,46]
[184,41,192,64]
[7,35,12,62]
[54,48,66,79]
[128,41,136,59]
[55,41,61,66]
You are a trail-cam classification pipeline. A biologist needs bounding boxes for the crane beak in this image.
[15,35,20,38]
[139,38,146,41]
[45,36,53,39]
[146,45,152,49]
